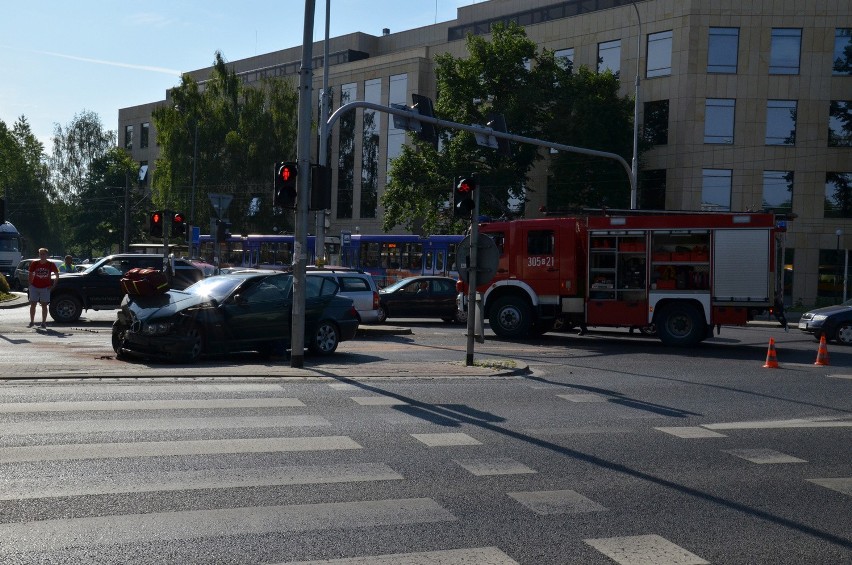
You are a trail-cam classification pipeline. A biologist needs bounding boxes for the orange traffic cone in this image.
[763,338,779,368]
[814,335,830,366]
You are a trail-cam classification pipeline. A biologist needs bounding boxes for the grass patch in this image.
[470,359,517,370]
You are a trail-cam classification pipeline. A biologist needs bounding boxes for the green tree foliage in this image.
[49,110,116,204]
[152,51,299,236]
[381,23,635,232]
[0,117,57,253]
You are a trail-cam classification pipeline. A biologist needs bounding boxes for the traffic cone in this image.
[814,335,830,366]
[763,338,779,368]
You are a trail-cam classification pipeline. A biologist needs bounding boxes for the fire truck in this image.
[462,211,781,346]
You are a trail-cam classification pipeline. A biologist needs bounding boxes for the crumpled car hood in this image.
[122,291,209,321]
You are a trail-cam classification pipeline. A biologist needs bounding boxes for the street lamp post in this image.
[630,2,642,210]
[837,228,844,302]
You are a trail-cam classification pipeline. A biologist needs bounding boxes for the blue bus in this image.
[198,233,463,288]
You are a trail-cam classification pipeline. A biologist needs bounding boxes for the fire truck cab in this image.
[471,212,778,346]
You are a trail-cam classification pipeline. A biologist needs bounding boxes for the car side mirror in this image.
[232,293,248,306]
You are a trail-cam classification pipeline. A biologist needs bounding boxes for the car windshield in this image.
[184,276,245,301]
[382,277,419,293]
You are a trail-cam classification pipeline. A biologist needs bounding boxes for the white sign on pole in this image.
[208,193,233,219]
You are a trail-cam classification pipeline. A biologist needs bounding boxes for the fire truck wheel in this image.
[490,296,532,338]
[656,303,704,346]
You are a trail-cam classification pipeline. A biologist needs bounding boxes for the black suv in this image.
[49,254,203,323]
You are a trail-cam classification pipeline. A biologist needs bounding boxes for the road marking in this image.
[411,432,482,447]
[279,546,520,564]
[557,393,607,402]
[704,416,852,430]
[723,448,807,464]
[0,383,285,396]
[508,489,607,515]
[585,534,709,565]
[0,462,403,500]
[0,435,362,463]
[655,426,727,438]
[524,426,633,436]
[0,415,329,436]
[806,477,852,497]
[328,383,360,390]
[351,396,408,406]
[454,457,537,476]
[0,398,306,413]
[827,374,852,380]
[0,498,456,555]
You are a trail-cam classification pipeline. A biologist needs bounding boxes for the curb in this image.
[0,292,28,309]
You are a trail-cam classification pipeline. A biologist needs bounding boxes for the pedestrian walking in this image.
[59,255,75,274]
[28,248,59,329]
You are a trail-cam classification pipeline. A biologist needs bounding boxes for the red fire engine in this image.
[462,211,781,346]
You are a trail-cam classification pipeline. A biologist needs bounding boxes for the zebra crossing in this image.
[0,379,848,564]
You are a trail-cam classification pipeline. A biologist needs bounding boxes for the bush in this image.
[0,274,10,294]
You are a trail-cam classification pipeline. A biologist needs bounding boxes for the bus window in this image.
[424,251,433,273]
[436,251,445,272]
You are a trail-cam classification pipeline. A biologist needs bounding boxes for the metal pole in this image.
[465,184,480,366]
[190,122,198,257]
[630,2,641,210]
[291,0,316,368]
[315,0,331,265]
[123,173,130,252]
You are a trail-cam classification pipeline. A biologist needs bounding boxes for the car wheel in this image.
[49,294,83,323]
[835,323,852,345]
[309,321,339,355]
[376,305,388,324]
[454,308,468,324]
[656,303,703,346]
[111,321,128,358]
[10,277,22,291]
[489,296,532,339]
[181,324,205,363]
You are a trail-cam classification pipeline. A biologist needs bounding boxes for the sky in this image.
[0,1,472,150]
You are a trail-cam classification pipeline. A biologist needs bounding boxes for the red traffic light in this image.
[173,213,184,224]
[457,178,474,192]
[279,163,296,182]
[152,212,161,224]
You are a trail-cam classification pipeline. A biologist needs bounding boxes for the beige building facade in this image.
[118,0,851,307]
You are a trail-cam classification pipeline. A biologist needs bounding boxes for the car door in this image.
[388,279,423,317]
[222,275,289,346]
[429,278,458,317]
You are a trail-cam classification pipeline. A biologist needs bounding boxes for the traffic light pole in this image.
[290,0,316,369]
[464,188,480,366]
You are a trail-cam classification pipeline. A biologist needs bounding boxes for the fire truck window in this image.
[488,233,505,254]
[528,230,554,255]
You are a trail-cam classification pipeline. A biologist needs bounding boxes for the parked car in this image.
[798,299,852,345]
[11,258,64,291]
[306,268,382,324]
[112,270,359,363]
[377,275,467,324]
[49,254,204,323]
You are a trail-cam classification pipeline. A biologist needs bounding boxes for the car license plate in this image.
[798,321,808,330]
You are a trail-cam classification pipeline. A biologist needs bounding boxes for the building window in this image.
[762,171,793,213]
[643,100,669,145]
[337,83,356,219]
[646,30,672,77]
[555,48,574,72]
[360,78,381,219]
[765,100,797,145]
[701,169,732,211]
[769,29,801,75]
[708,27,739,73]
[597,40,620,76]
[124,125,133,151]
[824,172,852,218]
[828,101,852,147]
[140,122,149,149]
[704,99,735,144]
[387,73,408,171]
[833,28,852,75]
[639,169,666,210]
[817,249,845,302]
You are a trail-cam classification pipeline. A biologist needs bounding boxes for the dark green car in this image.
[112,271,359,362]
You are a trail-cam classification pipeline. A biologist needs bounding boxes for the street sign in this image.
[208,193,233,219]
[456,234,499,285]
[341,230,351,246]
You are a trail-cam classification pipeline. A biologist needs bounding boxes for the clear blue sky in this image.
[0,1,470,150]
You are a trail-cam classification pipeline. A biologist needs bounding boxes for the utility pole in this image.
[315,0,331,265]
[291,0,316,368]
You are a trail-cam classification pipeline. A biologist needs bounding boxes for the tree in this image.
[152,51,299,236]
[0,117,57,252]
[49,110,116,204]
[381,23,636,232]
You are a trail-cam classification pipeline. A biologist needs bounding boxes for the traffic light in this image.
[216,219,232,243]
[274,161,298,209]
[453,176,476,218]
[310,165,331,210]
[172,212,186,236]
[487,113,512,158]
[149,210,163,238]
[411,94,438,149]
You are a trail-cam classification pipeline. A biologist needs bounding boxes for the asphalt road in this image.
[0,307,849,564]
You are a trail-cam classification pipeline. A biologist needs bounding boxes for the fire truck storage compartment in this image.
[588,231,648,326]
[650,231,710,291]
[712,229,770,302]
